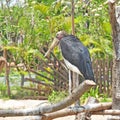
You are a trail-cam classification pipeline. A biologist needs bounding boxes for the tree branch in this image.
[0,80,96,117]
[92,109,120,115]
[43,102,112,120]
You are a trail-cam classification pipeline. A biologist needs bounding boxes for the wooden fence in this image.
[21,55,113,97]
[53,58,113,97]
[1,49,113,97]
[92,59,113,96]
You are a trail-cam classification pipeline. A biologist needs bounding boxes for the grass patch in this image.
[48,90,68,103]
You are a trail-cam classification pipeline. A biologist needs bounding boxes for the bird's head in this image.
[56,31,67,40]
[44,31,67,57]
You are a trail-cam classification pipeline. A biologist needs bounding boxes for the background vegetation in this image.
[0,0,119,102]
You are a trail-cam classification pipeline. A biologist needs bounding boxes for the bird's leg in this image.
[73,72,80,107]
[69,70,72,95]
[75,73,80,107]
[76,73,79,87]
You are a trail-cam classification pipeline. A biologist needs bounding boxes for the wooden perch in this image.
[0,101,112,120]
[43,102,112,120]
[0,80,96,117]
[92,109,120,115]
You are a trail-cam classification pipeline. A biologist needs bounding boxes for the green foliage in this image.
[48,90,68,103]
[81,87,99,104]
[0,0,113,66]
[48,87,111,104]
[36,70,54,85]
[0,83,7,97]
[81,86,111,104]
[10,86,37,99]
[99,94,112,103]
[35,3,49,16]
[0,68,38,99]
[0,0,115,100]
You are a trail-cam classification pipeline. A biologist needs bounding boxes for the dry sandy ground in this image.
[0,99,110,120]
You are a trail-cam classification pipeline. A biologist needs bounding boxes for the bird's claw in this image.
[68,105,85,111]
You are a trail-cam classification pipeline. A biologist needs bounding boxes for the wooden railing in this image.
[52,58,113,96]
[92,59,113,96]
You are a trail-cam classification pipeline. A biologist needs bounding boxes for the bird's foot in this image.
[68,105,85,111]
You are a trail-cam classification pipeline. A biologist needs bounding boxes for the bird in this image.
[45,31,95,81]
[45,31,95,107]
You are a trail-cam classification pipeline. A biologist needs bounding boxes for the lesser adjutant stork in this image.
[45,31,95,96]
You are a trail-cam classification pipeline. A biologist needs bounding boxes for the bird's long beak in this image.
[44,38,59,57]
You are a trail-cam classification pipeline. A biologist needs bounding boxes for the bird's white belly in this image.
[64,58,83,77]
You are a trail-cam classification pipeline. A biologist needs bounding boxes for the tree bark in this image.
[0,80,96,117]
[108,1,120,110]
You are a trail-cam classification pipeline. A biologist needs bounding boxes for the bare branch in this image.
[43,102,112,120]
[92,109,120,115]
[0,80,96,117]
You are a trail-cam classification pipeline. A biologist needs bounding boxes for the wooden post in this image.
[71,0,80,103]
[3,49,10,97]
[108,0,120,117]
[71,0,75,35]
[71,0,76,94]
[71,0,82,119]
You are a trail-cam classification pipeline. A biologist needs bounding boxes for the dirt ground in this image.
[0,99,111,120]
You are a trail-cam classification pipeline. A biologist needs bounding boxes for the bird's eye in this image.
[56,34,59,38]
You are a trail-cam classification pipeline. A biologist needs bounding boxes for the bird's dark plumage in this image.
[59,35,95,81]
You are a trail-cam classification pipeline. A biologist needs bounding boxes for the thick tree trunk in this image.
[108,1,120,110]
